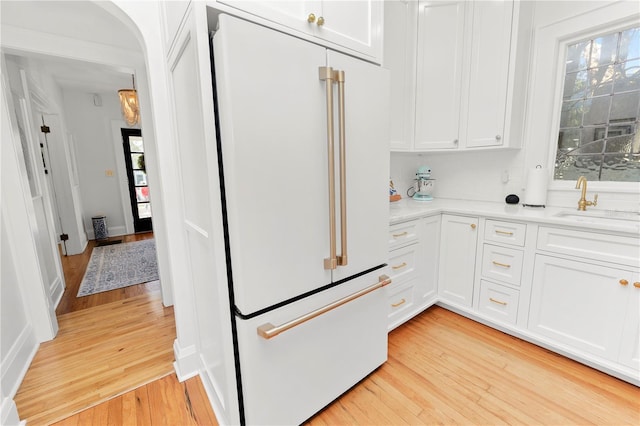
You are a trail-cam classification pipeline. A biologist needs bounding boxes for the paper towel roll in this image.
[524,165,547,207]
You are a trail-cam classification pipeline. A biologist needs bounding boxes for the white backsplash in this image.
[391,151,640,212]
[391,150,525,203]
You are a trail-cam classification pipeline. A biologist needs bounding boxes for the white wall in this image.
[393,1,640,211]
[62,89,133,238]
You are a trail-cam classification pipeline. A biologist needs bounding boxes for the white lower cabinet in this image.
[387,215,440,330]
[438,214,478,307]
[478,280,519,325]
[529,254,639,366]
[619,285,640,370]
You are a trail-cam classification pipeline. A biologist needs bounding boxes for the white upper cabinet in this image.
[414,0,466,150]
[216,0,383,62]
[463,1,514,148]
[385,0,532,152]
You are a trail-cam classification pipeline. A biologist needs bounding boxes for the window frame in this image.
[546,17,640,194]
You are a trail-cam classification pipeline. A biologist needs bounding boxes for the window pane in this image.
[558,128,581,152]
[588,65,615,96]
[131,153,144,170]
[560,99,584,127]
[135,187,150,202]
[134,170,147,186]
[566,40,590,73]
[138,203,152,219]
[582,96,611,126]
[606,134,638,153]
[563,70,588,99]
[600,154,640,181]
[610,91,640,121]
[619,27,640,61]
[554,155,602,180]
[129,136,144,153]
[590,32,618,68]
[613,60,640,93]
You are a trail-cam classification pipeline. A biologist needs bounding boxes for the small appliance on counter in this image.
[407,166,435,201]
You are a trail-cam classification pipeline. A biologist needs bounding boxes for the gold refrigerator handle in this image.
[336,69,348,266]
[257,275,392,339]
[319,66,337,270]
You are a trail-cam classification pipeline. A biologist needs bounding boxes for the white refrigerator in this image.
[212,14,390,424]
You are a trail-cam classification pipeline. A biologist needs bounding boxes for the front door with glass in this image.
[121,128,152,233]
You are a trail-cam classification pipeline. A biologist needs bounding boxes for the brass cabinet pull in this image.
[634,282,640,288]
[492,261,511,268]
[620,279,629,286]
[391,298,406,308]
[320,66,337,270]
[392,231,408,238]
[392,262,407,270]
[489,298,507,306]
[495,230,513,236]
[336,70,347,267]
[307,13,316,23]
[317,16,325,26]
[470,223,477,229]
[257,275,392,339]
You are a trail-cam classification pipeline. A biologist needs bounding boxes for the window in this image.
[555,26,640,182]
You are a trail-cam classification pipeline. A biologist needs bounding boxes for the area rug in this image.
[77,239,159,297]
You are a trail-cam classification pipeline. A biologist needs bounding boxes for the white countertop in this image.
[389,197,640,236]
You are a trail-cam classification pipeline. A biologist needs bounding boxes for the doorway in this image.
[121,128,152,233]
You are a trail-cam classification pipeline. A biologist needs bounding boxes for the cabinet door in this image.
[384,0,418,151]
[319,0,383,60]
[420,215,440,302]
[217,0,321,36]
[619,277,640,370]
[464,1,513,148]
[529,255,629,362]
[438,214,478,307]
[414,1,466,150]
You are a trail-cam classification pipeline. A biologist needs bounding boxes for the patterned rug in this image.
[77,239,159,297]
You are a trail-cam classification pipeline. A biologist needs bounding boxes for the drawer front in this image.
[484,220,527,247]
[389,220,419,249]
[537,226,640,267]
[481,244,524,286]
[388,244,419,284]
[478,280,519,325]
[388,281,415,323]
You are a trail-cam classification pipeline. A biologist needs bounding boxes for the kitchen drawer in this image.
[484,220,527,247]
[389,220,419,249]
[537,226,640,267]
[481,243,524,286]
[478,280,519,325]
[388,280,415,325]
[388,244,419,285]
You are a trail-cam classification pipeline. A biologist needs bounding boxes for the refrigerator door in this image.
[213,15,332,315]
[327,51,391,282]
[235,270,388,425]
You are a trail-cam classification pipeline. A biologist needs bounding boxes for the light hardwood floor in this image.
[47,306,639,425]
[15,234,177,425]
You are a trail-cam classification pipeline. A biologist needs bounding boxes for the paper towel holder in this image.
[522,165,546,208]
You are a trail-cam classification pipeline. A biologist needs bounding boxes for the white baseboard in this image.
[199,370,233,426]
[172,340,199,382]
[1,397,25,426]
[86,225,128,241]
[0,325,38,398]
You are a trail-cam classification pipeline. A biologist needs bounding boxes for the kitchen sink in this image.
[553,209,640,232]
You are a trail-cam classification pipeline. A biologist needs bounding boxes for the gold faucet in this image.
[575,176,598,211]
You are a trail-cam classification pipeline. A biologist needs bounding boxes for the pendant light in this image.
[118,74,140,126]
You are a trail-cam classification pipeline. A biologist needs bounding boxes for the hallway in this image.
[14,234,176,424]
